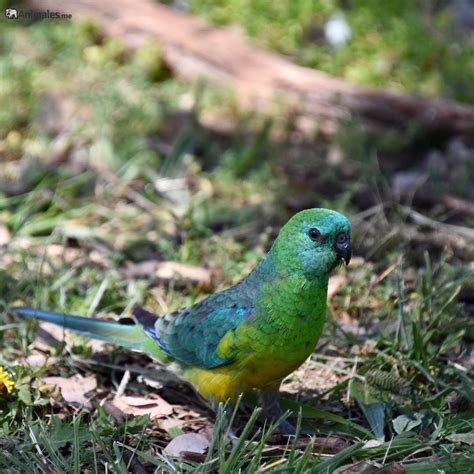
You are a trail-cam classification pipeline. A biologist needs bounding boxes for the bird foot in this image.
[260,388,298,437]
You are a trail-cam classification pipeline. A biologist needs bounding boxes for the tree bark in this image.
[29,0,474,135]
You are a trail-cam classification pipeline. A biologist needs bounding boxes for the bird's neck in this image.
[250,254,329,304]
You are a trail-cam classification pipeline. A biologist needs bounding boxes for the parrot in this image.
[12,208,351,435]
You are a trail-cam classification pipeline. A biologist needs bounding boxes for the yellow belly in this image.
[185,356,302,402]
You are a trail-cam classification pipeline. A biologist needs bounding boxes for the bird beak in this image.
[334,239,352,266]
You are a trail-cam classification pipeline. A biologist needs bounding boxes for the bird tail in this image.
[11,307,168,361]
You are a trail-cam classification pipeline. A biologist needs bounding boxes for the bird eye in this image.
[308,228,321,241]
[336,232,347,244]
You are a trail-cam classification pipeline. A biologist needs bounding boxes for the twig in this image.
[382,435,394,465]
[28,426,49,466]
[350,204,385,224]
[400,206,474,240]
[115,369,131,399]
[346,356,359,405]
[122,449,148,474]
[97,165,159,214]
[441,194,474,217]
[87,273,111,317]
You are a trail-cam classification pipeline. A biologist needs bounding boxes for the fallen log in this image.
[29,0,474,135]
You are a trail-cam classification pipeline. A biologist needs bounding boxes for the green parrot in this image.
[12,208,351,434]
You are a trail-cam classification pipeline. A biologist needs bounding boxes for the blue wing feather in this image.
[133,301,252,368]
[134,256,275,369]
[162,305,252,368]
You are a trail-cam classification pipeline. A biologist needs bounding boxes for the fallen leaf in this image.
[101,400,127,424]
[0,224,11,246]
[156,261,213,289]
[339,311,353,325]
[363,439,383,449]
[160,418,184,433]
[25,353,50,367]
[80,337,108,353]
[36,321,69,349]
[35,321,107,353]
[37,381,62,400]
[328,274,347,298]
[122,260,158,279]
[43,243,82,261]
[42,374,97,408]
[164,433,209,457]
[111,394,173,419]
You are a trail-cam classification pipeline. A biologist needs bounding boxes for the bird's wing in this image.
[133,288,254,369]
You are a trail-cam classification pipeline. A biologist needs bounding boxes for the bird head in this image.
[271,208,352,279]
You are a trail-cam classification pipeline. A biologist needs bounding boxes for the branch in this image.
[29,0,474,136]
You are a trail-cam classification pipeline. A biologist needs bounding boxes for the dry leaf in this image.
[160,418,184,432]
[122,260,158,279]
[164,433,209,457]
[0,224,11,246]
[35,321,107,353]
[25,353,50,367]
[328,274,347,298]
[101,400,127,424]
[156,261,213,289]
[36,321,69,348]
[111,395,173,419]
[338,311,353,325]
[83,338,108,353]
[43,243,82,261]
[37,380,62,399]
[363,439,383,449]
[42,374,97,408]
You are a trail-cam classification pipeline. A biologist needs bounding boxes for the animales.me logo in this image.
[5,7,72,20]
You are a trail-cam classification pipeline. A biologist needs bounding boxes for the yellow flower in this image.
[0,366,14,394]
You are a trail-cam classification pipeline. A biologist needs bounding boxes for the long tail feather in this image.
[11,307,167,360]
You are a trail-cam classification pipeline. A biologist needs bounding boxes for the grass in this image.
[0,9,473,474]
[189,0,474,103]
